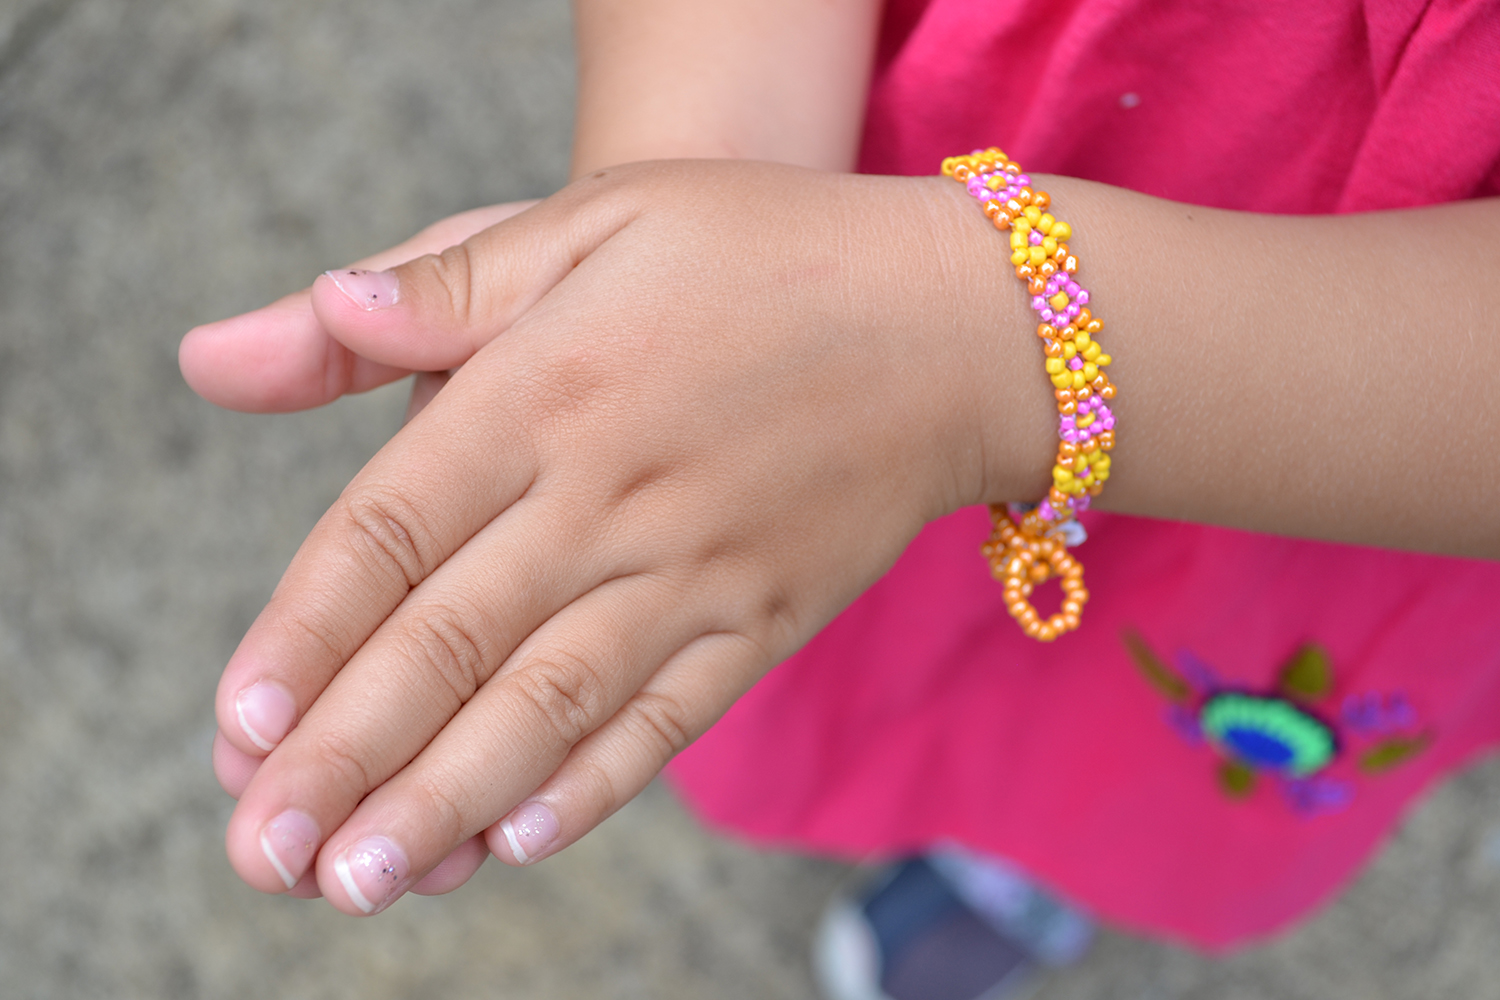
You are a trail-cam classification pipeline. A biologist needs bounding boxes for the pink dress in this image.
[667,0,1500,950]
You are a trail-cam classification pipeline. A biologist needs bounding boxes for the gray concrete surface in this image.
[2,0,1499,997]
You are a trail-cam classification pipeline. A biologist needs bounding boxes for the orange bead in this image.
[1039,261,1058,276]
[1098,431,1115,450]
[1084,318,1103,333]
[954,165,972,181]
[1055,388,1075,403]
[1031,191,1050,210]
[1058,442,1078,459]
[1028,276,1046,295]
[1060,612,1081,631]
[1063,255,1079,273]
[1075,386,1092,401]
[1042,338,1062,357]
[1058,399,1076,415]
[1015,264,1035,280]
[1101,384,1116,400]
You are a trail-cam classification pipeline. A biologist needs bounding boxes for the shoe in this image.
[813,850,1092,1000]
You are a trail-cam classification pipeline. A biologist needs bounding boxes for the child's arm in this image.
[570,0,880,175]
[202,159,1500,914]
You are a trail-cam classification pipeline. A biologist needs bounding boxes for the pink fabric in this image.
[666,0,1500,950]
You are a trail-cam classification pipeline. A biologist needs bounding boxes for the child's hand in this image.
[193,160,1052,913]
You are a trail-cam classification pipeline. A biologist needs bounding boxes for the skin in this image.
[179,1,1500,913]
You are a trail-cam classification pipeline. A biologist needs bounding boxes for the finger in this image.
[487,631,762,867]
[180,201,538,413]
[288,870,323,899]
[404,370,452,425]
[306,177,635,371]
[409,835,487,896]
[241,569,700,912]
[213,730,263,798]
[213,182,635,760]
[222,493,669,900]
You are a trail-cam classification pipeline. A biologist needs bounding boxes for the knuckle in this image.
[407,768,475,845]
[401,608,494,705]
[430,242,477,330]
[514,650,609,748]
[338,487,435,589]
[620,690,694,759]
[309,728,376,796]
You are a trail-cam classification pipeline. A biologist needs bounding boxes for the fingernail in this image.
[325,268,400,310]
[334,836,408,913]
[235,681,297,752]
[500,801,559,865]
[260,809,320,889]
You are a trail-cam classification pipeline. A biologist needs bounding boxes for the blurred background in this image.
[3,0,1500,997]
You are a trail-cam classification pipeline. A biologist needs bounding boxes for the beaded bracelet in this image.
[940,148,1117,642]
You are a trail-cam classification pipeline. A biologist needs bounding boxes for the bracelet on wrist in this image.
[941,148,1118,642]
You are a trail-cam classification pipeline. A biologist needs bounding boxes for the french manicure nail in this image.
[260,809,320,889]
[500,801,559,865]
[334,836,408,913]
[235,681,297,751]
[325,268,400,310]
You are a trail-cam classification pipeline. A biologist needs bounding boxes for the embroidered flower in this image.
[1123,632,1430,816]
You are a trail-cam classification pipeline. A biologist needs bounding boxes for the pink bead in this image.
[1068,357,1084,371]
[1031,296,1046,310]
[1029,230,1043,246]
[1065,304,1081,319]
[1065,281,1081,296]
[1017,175,1031,186]
[1039,308,1055,322]
[1076,290,1090,305]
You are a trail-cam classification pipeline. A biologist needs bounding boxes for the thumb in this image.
[309,178,636,372]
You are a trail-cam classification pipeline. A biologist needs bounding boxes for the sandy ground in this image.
[2,1,1499,997]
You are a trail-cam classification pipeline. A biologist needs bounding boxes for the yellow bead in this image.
[1037,213,1056,234]
[986,174,1005,191]
[1097,354,1111,366]
[1050,371,1073,389]
[1096,455,1111,470]
[1049,292,1069,311]
[1042,237,1058,256]
[1050,221,1072,241]
[1062,341,1077,360]
[1044,357,1066,374]
[1076,412,1096,429]
[1012,219,1031,235]
[1053,467,1075,485]
[1011,248,1029,265]
[1029,246,1047,265]
[1073,456,1088,474]
[1083,362,1098,381]
[1082,342,1101,361]
[1010,230,1028,249]
[1024,206,1042,225]
[1072,372,1086,389]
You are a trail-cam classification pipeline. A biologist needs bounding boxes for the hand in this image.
[188,160,1050,913]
